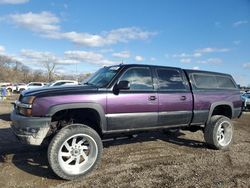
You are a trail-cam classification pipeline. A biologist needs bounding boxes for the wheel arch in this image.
[46,103,107,132]
[207,102,233,124]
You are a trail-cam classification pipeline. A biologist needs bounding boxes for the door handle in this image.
[180,96,187,101]
[149,96,157,101]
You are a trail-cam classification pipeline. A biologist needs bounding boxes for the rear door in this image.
[154,67,193,126]
[106,66,158,131]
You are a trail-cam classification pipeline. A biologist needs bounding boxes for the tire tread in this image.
[48,124,103,180]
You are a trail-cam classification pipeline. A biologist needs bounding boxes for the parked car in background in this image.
[6,84,16,92]
[16,82,45,93]
[45,80,78,87]
[15,83,27,93]
[241,92,250,111]
[26,82,45,90]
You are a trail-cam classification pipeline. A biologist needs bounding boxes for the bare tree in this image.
[32,70,46,82]
[0,54,92,84]
[78,73,92,82]
[0,55,20,81]
[41,59,56,82]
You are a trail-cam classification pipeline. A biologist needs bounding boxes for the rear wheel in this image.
[204,115,233,150]
[48,124,103,180]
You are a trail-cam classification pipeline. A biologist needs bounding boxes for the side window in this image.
[120,67,153,90]
[29,83,41,86]
[192,73,237,89]
[192,74,217,88]
[216,76,236,89]
[54,82,66,86]
[156,68,186,90]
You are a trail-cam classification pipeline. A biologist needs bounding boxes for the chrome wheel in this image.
[58,133,98,175]
[216,121,232,147]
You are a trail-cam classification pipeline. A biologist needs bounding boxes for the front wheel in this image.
[48,124,103,180]
[204,115,233,150]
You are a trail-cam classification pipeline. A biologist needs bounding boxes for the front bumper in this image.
[10,110,51,145]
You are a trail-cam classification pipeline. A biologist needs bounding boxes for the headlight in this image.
[16,96,36,116]
[19,108,33,116]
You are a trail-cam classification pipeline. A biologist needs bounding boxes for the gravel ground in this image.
[0,96,249,188]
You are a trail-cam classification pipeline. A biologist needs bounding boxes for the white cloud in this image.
[173,52,202,58]
[243,62,250,69]
[61,32,104,47]
[197,58,222,64]
[9,11,60,34]
[8,12,156,47]
[173,47,228,61]
[0,0,29,4]
[173,53,189,58]
[233,40,241,45]
[61,27,156,47]
[195,47,230,53]
[134,55,144,62]
[19,49,117,66]
[21,49,56,61]
[233,20,248,27]
[193,53,202,57]
[180,58,191,63]
[0,45,5,54]
[56,59,81,65]
[192,66,200,70]
[20,49,81,65]
[64,50,116,66]
[112,51,130,58]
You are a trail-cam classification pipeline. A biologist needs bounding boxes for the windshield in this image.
[83,66,121,87]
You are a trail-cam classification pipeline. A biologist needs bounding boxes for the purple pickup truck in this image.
[11,64,242,180]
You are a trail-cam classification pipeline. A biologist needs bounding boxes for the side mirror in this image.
[117,80,130,90]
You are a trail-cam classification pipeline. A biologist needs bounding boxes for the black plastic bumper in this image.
[10,110,51,145]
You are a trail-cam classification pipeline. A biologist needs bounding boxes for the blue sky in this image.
[0,0,249,85]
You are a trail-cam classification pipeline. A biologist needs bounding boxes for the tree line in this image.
[0,55,91,83]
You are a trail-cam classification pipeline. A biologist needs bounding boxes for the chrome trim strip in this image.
[106,112,158,118]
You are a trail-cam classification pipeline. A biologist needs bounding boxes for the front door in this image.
[106,66,158,131]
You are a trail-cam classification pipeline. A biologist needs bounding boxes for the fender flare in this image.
[46,103,107,131]
[207,101,233,124]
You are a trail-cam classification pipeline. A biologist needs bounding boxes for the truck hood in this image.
[21,85,100,97]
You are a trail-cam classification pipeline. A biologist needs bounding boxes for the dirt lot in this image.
[0,95,249,188]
